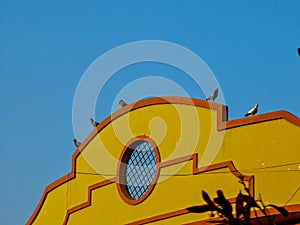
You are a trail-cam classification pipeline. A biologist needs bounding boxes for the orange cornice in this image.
[26,96,300,225]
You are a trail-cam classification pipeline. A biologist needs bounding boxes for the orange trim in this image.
[126,208,190,225]
[63,178,116,225]
[126,199,236,225]
[25,150,81,225]
[159,154,254,196]
[127,203,300,225]
[225,110,300,130]
[116,136,161,205]
[126,155,253,225]
[90,96,300,132]
[26,96,300,224]
[62,154,252,225]
[184,204,300,225]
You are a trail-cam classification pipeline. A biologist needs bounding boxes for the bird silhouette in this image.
[206,88,219,101]
[244,104,259,117]
[119,100,128,107]
[298,48,300,56]
[90,118,99,127]
[73,139,81,148]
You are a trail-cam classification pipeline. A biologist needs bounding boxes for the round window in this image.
[117,136,160,205]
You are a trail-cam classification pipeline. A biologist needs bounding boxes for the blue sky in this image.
[0,1,299,224]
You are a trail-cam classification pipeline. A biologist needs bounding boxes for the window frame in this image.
[117,136,161,205]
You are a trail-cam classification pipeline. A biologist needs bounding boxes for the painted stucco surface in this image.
[27,97,300,225]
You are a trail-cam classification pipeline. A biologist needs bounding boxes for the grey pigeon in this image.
[244,104,259,117]
[206,88,219,101]
[73,139,81,148]
[90,118,99,127]
[119,100,128,107]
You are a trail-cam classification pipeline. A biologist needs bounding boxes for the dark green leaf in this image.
[242,194,259,208]
[207,219,227,224]
[243,204,251,225]
[236,192,245,219]
[215,190,232,217]
[202,190,221,213]
[202,191,216,206]
[187,205,213,213]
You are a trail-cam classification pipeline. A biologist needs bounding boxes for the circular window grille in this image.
[126,141,157,200]
[117,137,160,204]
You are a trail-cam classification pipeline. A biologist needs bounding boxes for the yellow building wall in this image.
[27,97,300,225]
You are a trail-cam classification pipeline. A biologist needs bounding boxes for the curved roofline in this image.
[26,96,300,225]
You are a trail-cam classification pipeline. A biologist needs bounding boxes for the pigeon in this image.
[119,100,128,107]
[206,88,219,101]
[90,118,99,127]
[244,104,259,117]
[298,48,300,56]
[73,139,81,148]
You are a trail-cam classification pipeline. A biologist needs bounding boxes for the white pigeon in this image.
[119,100,128,107]
[244,104,259,117]
[206,88,219,101]
[90,118,99,127]
[73,139,81,148]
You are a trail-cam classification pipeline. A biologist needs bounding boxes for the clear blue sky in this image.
[0,1,299,224]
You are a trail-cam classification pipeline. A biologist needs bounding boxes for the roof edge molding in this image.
[26,96,300,225]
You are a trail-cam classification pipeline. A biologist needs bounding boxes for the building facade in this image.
[27,97,300,224]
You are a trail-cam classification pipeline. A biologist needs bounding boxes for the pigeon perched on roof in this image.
[119,100,128,107]
[90,118,99,127]
[206,88,219,101]
[244,104,259,117]
[73,139,81,148]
